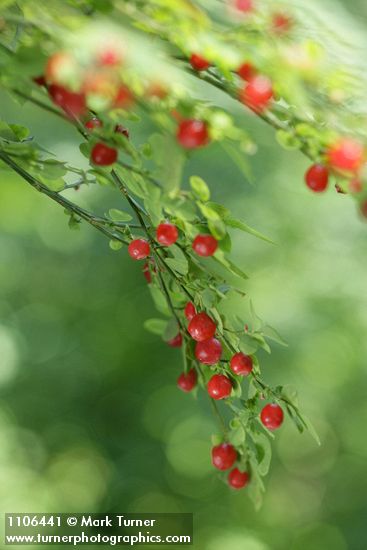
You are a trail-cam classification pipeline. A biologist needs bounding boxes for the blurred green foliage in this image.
[1,2,367,549]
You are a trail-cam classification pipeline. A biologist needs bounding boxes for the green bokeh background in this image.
[1,2,367,549]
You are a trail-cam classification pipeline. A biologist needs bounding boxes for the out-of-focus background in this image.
[1,1,367,548]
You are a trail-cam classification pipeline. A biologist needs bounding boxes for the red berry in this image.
[235,0,254,12]
[212,443,237,470]
[156,222,179,246]
[230,352,253,376]
[195,337,222,365]
[85,117,103,130]
[260,403,284,430]
[207,374,232,400]
[327,139,364,172]
[184,302,197,322]
[143,262,152,284]
[237,62,256,81]
[168,333,183,348]
[228,468,250,489]
[98,48,121,67]
[188,312,216,342]
[177,368,197,392]
[240,75,273,113]
[190,53,211,71]
[128,238,151,260]
[176,119,209,149]
[305,164,329,192]
[48,84,86,118]
[114,85,134,108]
[272,13,293,33]
[192,234,218,257]
[33,75,46,87]
[91,142,118,166]
[115,124,130,138]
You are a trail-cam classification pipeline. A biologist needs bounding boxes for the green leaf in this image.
[276,129,301,150]
[190,175,210,201]
[150,134,184,192]
[143,318,167,336]
[208,218,227,240]
[213,252,248,280]
[9,124,30,141]
[108,208,133,222]
[252,432,272,476]
[225,218,274,244]
[163,318,179,342]
[263,325,288,347]
[228,425,246,446]
[165,258,188,276]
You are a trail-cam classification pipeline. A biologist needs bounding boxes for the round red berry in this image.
[195,337,222,365]
[212,443,237,470]
[207,374,232,400]
[230,352,253,376]
[188,312,216,342]
[260,403,284,430]
[190,53,211,71]
[115,124,129,138]
[48,84,86,118]
[228,468,250,489]
[240,75,273,113]
[156,222,179,246]
[235,0,254,12]
[167,333,182,348]
[305,164,329,192]
[176,119,209,149]
[327,139,364,172]
[143,262,152,284]
[184,302,197,322]
[91,142,118,166]
[237,62,256,81]
[128,238,151,260]
[85,117,103,130]
[272,13,292,33]
[114,85,134,108]
[177,368,197,392]
[192,234,218,257]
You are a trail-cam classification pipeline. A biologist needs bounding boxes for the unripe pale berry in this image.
[192,234,218,257]
[305,164,329,192]
[91,142,118,166]
[128,238,151,260]
[237,62,256,81]
[184,302,197,322]
[167,333,183,348]
[48,84,86,118]
[188,312,216,342]
[327,139,364,172]
[176,119,209,149]
[228,468,250,489]
[212,443,237,470]
[156,222,179,246]
[177,368,197,392]
[230,352,253,376]
[240,75,273,113]
[195,337,222,365]
[190,53,211,71]
[85,117,103,130]
[207,374,232,400]
[260,403,284,430]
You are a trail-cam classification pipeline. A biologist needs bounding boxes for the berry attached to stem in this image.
[128,239,151,260]
[85,117,103,130]
[212,443,237,470]
[167,333,183,348]
[48,84,86,118]
[192,234,218,257]
[195,337,222,365]
[207,374,232,400]
[260,403,284,430]
[177,369,197,392]
[305,164,329,192]
[156,222,179,246]
[228,468,250,489]
[240,75,273,113]
[237,62,256,81]
[184,302,197,322]
[188,312,216,342]
[190,53,211,71]
[230,352,253,376]
[91,143,118,166]
[327,138,364,172]
[176,119,209,149]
